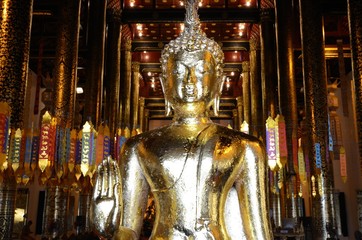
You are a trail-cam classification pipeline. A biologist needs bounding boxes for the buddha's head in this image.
[160,0,224,116]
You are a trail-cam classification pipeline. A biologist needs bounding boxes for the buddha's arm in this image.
[118,141,150,240]
[235,140,273,240]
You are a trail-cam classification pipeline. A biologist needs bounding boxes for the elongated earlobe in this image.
[165,99,172,116]
[213,94,220,116]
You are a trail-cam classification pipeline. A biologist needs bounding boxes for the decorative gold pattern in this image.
[348,0,362,176]
[0,0,33,130]
[53,0,81,128]
[299,0,336,238]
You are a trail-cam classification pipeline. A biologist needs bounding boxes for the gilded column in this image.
[131,62,140,133]
[299,0,336,238]
[0,1,33,238]
[104,11,122,138]
[43,186,68,238]
[236,96,243,130]
[83,0,107,126]
[53,0,81,128]
[347,0,362,176]
[144,109,150,132]
[120,38,132,128]
[0,0,33,130]
[78,191,92,234]
[0,172,16,239]
[139,97,145,132]
[274,0,299,219]
[242,61,251,125]
[260,6,278,122]
[232,109,238,130]
[249,28,263,139]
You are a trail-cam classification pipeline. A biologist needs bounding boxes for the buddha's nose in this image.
[184,67,197,84]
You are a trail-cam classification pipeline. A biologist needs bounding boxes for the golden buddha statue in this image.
[91,0,273,239]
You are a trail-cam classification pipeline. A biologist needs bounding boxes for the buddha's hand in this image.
[91,156,121,238]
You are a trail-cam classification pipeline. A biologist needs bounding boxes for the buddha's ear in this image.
[212,75,225,116]
[160,74,172,116]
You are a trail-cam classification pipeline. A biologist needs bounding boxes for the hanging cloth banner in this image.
[340,146,347,183]
[67,129,77,173]
[31,133,39,171]
[266,116,277,171]
[9,128,22,172]
[276,115,288,167]
[95,123,104,167]
[81,121,93,177]
[0,102,11,168]
[38,111,52,172]
[315,143,322,172]
[103,123,111,160]
[298,139,306,183]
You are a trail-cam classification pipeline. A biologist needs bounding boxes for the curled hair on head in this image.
[160,0,224,84]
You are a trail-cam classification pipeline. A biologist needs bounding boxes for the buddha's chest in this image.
[138,135,241,193]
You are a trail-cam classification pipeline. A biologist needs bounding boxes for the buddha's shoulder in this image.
[210,124,262,143]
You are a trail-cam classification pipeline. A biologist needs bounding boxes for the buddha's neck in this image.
[172,103,211,125]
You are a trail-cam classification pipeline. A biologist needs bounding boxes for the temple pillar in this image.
[236,96,243,130]
[260,6,278,122]
[347,0,362,177]
[144,109,150,132]
[139,97,145,133]
[299,0,336,238]
[0,1,33,238]
[274,0,299,219]
[43,186,68,238]
[120,38,132,128]
[104,12,122,138]
[131,62,140,134]
[53,0,81,128]
[241,61,251,127]
[83,0,107,126]
[232,109,238,130]
[0,0,33,130]
[249,27,263,139]
[0,171,16,240]
[78,191,92,234]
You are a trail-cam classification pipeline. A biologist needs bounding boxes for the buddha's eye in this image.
[173,64,186,75]
[196,63,206,74]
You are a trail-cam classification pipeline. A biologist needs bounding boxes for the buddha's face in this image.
[162,50,221,108]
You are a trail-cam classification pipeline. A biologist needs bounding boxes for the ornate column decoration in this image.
[53,0,81,128]
[347,0,362,176]
[242,61,251,126]
[274,0,299,219]
[260,6,278,123]
[131,62,140,134]
[43,185,68,238]
[299,0,336,238]
[83,0,107,126]
[249,26,263,139]
[139,97,145,133]
[0,0,33,130]
[78,187,92,234]
[104,11,122,141]
[0,0,33,237]
[120,38,132,128]
[144,109,150,132]
[0,174,16,239]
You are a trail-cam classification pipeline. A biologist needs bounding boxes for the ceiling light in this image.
[76,87,83,94]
